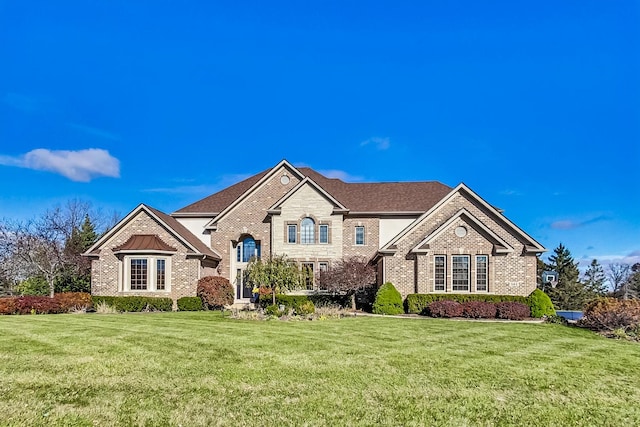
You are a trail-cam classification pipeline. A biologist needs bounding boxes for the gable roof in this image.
[84,204,221,260]
[267,177,349,214]
[172,160,452,217]
[380,183,546,254]
[410,208,514,254]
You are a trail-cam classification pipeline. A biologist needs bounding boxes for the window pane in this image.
[452,256,469,291]
[476,255,488,291]
[319,262,328,272]
[434,256,445,291]
[156,259,166,290]
[302,262,314,290]
[130,259,148,290]
[288,225,297,243]
[355,226,364,245]
[301,218,314,244]
[319,224,328,243]
[241,237,257,262]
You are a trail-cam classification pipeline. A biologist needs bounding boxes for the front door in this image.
[235,268,252,300]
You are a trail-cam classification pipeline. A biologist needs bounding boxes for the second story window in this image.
[355,226,365,245]
[237,236,260,263]
[301,217,315,244]
[287,224,297,243]
[319,224,329,244]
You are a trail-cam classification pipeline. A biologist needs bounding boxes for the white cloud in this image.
[578,251,640,270]
[360,137,390,150]
[550,215,610,230]
[318,169,364,182]
[0,148,120,182]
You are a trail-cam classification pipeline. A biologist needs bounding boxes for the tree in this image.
[628,263,640,298]
[608,263,632,299]
[317,257,376,310]
[582,259,607,297]
[546,243,588,310]
[536,255,546,290]
[245,255,308,305]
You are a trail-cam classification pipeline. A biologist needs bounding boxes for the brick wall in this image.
[384,191,537,298]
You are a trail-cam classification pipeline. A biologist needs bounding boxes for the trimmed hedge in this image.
[177,296,204,311]
[462,301,497,319]
[91,296,173,312]
[496,302,531,320]
[528,289,556,318]
[428,300,463,318]
[0,293,94,315]
[405,293,530,315]
[54,292,93,311]
[372,282,403,315]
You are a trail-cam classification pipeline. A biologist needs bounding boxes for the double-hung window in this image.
[319,224,329,244]
[476,255,488,292]
[452,255,470,291]
[287,224,297,243]
[434,255,446,291]
[126,256,170,292]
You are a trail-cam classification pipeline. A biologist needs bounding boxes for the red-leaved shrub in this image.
[0,297,17,315]
[197,276,234,310]
[54,292,93,312]
[14,296,64,315]
[428,300,464,318]
[496,302,530,320]
[578,298,640,332]
[462,301,497,318]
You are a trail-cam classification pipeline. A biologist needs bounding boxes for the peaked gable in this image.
[84,204,221,260]
[380,183,546,254]
[267,177,349,214]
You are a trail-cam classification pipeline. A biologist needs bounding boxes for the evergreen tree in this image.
[546,243,588,310]
[582,259,607,297]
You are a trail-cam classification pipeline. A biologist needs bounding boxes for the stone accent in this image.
[90,209,208,308]
[383,191,537,298]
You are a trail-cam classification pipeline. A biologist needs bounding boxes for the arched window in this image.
[237,236,260,263]
[300,217,315,244]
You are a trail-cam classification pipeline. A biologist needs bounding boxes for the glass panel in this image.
[236,244,241,262]
[130,259,148,290]
[288,225,297,243]
[319,262,328,272]
[452,256,469,291]
[434,256,445,291]
[240,237,257,263]
[355,226,365,245]
[302,262,314,290]
[476,255,488,291]
[301,218,314,244]
[236,269,242,299]
[319,224,328,243]
[156,259,166,290]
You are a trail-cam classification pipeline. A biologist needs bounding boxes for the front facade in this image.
[85,160,545,304]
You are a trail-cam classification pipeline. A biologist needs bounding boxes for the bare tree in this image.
[317,257,376,310]
[607,263,631,299]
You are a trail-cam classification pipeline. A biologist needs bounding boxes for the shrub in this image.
[177,296,204,311]
[91,296,173,312]
[295,300,316,316]
[405,293,529,315]
[428,300,464,318]
[265,304,285,317]
[258,294,350,310]
[578,298,640,333]
[372,282,403,315]
[462,301,497,318]
[528,289,555,318]
[496,302,530,320]
[95,300,118,314]
[14,296,64,315]
[53,292,93,312]
[16,277,50,296]
[0,297,17,315]
[197,276,234,310]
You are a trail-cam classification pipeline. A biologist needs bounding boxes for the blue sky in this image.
[1,1,638,269]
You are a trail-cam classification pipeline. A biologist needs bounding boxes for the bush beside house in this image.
[372,282,403,315]
[177,296,204,311]
[197,276,234,310]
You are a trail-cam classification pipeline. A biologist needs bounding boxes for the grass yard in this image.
[0,313,639,426]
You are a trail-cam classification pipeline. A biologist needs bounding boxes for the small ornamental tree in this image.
[246,255,308,305]
[197,276,234,310]
[528,289,555,318]
[317,257,376,310]
[372,282,403,315]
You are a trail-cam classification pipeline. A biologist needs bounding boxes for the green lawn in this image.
[0,313,639,426]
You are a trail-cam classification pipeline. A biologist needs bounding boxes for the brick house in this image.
[84,160,545,304]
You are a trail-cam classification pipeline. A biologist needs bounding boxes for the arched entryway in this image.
[233,235,261,301]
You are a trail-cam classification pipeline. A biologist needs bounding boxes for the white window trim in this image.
[451,255,470,292]
[355,226,365,246]
[123,255,171,292]
[475,255,488,292]
[434,255,446,292]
